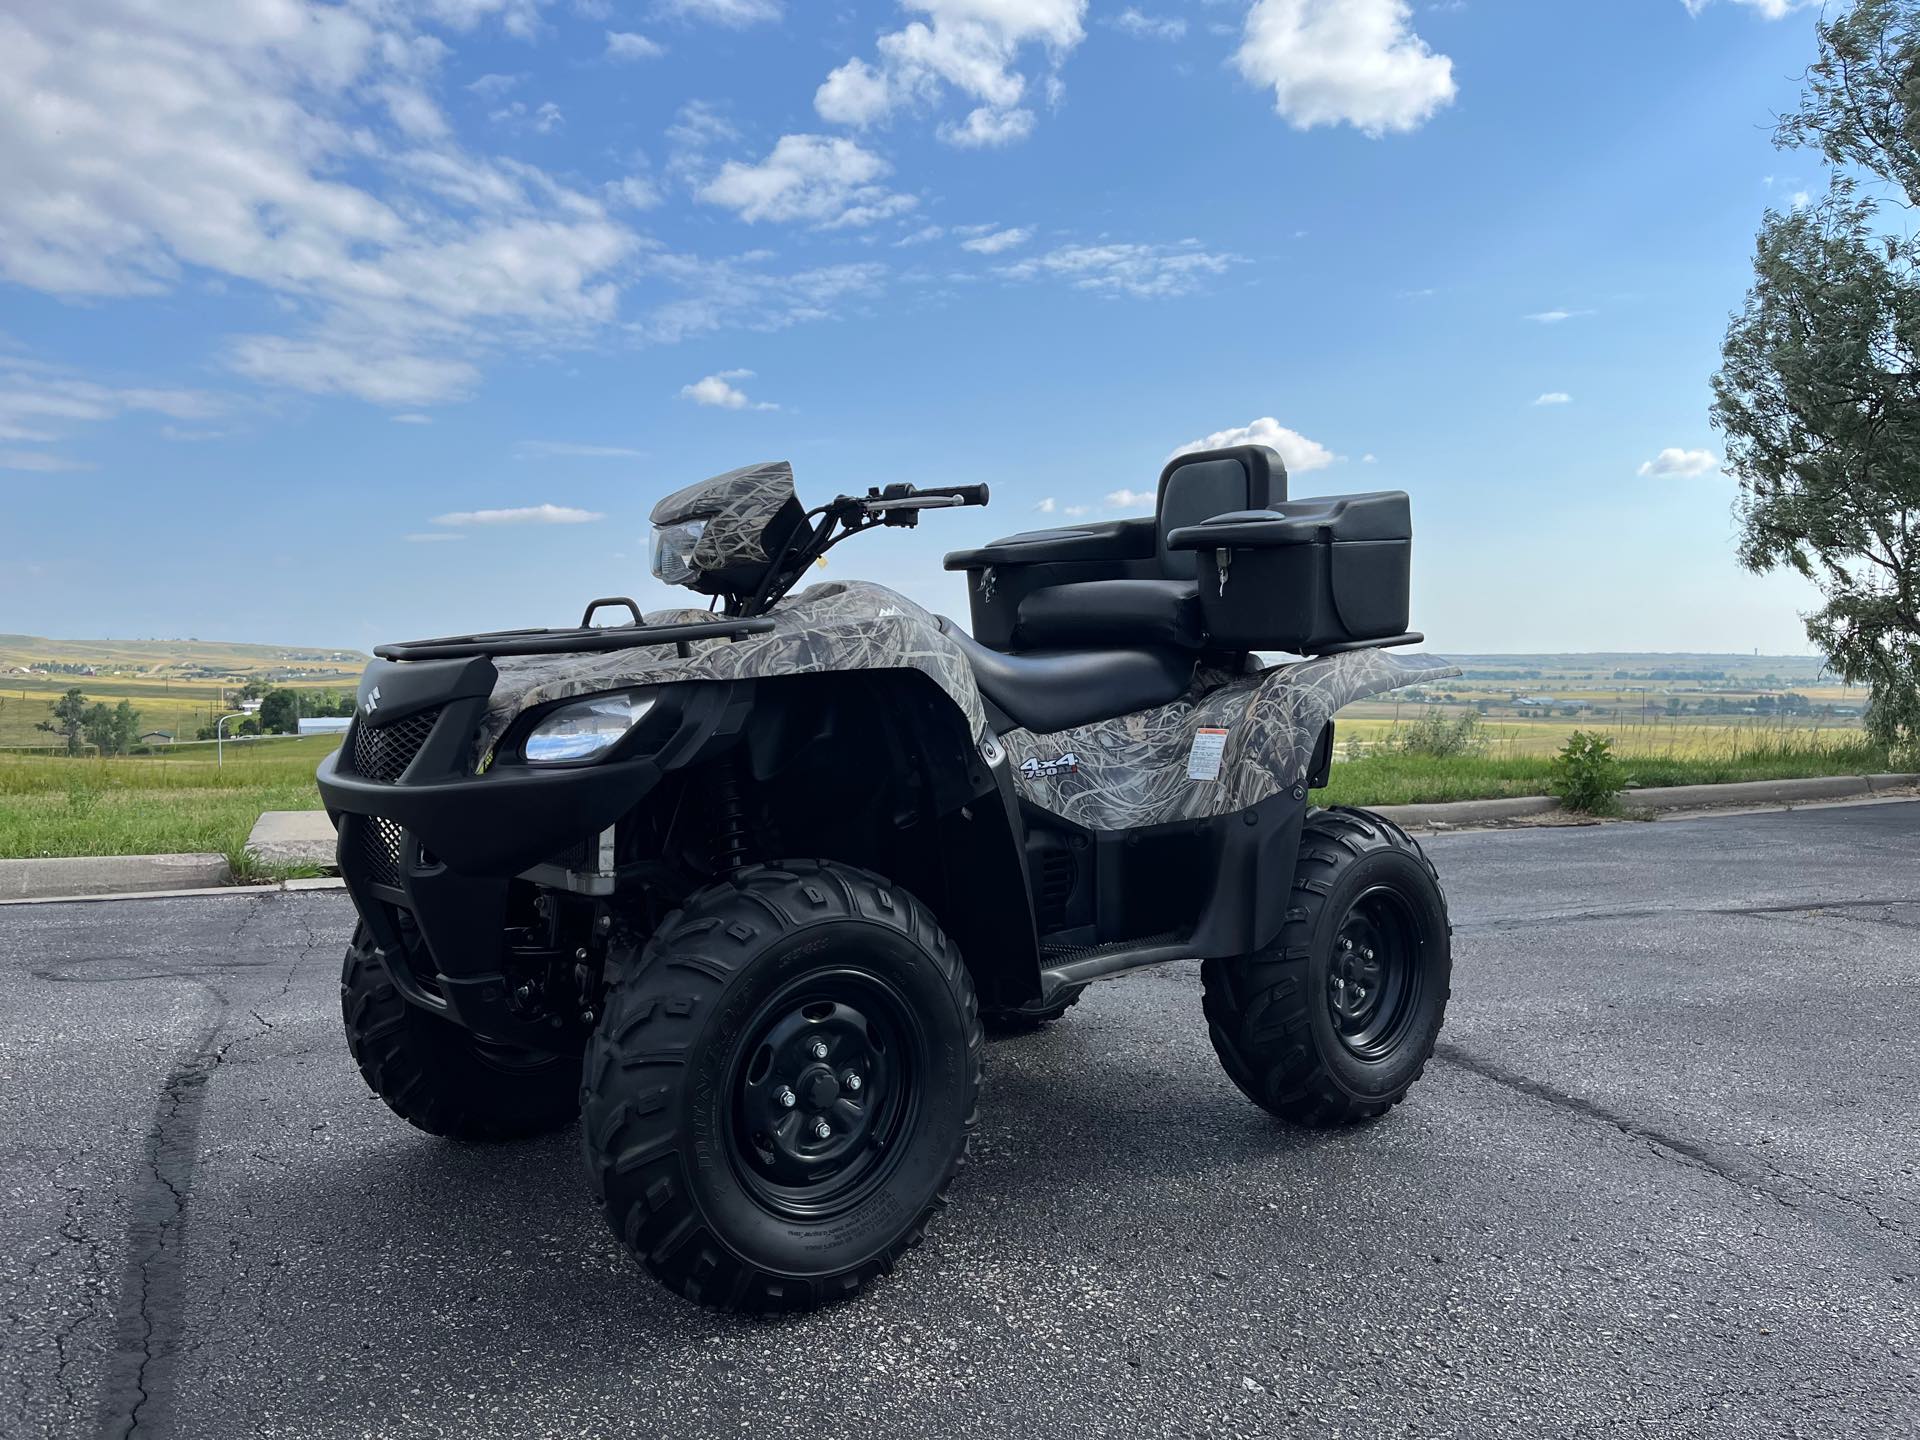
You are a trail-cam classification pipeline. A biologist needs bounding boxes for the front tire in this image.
[1202,807,1451,1127]
[341,925,581,1141]
[580,861,982,1314]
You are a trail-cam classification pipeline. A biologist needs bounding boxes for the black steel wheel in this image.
[1202,807,1451,1127]
[580,861,981,1313]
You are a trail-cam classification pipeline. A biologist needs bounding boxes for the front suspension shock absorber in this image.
[712,758,749,873]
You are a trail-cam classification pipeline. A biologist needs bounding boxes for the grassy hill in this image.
[0,633,367,749]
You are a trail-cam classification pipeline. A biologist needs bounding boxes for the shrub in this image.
[1551,731,1624,814]
[1391,707,1487,759]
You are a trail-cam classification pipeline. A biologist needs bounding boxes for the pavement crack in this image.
[1435,1042,1916,1254]
[1458,895,1920,933]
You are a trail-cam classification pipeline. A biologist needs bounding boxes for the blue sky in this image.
[0,0,1838,654]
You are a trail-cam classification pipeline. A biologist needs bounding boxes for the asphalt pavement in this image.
[2,800,1916,1438]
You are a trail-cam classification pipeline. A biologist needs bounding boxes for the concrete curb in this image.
[0,852,231,902]
[0,876,345,908]
[1375,772,1919,831]
[246,809,337,868]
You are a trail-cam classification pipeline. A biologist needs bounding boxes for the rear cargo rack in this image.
[374,607,774,662]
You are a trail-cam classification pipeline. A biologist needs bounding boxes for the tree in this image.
[82,699,141,756]
[258,689,299,734]
[1713,0,1920,751]
[35,687,91,754]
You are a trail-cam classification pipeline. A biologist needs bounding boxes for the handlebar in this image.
[851,483,990,513]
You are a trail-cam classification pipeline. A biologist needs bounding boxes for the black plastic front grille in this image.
[359,816,406,888]
[351,708,440,782]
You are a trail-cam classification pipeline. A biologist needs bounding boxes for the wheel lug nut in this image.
[809,1039,829,1060]
[774,1087,796,1109]
[843,1071,863,1093]
[811,1118,831,1140]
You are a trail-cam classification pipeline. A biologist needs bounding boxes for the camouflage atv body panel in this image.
[648,459,797,573]
[477,581,984,760]
[997,648,1461,831]
[479,579,1458,831]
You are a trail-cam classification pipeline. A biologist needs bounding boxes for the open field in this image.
[0,632,366,748]
[0,736,339,878]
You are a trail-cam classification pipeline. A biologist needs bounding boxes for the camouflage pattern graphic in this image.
[1000,648,1462,831]
[648,459,796,573]
[477,581,985,760]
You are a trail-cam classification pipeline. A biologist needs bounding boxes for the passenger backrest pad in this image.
[1154,445,1288,579]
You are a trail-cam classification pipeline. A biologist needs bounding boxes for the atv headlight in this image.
[650,518,707,586]
[524,691,655,764]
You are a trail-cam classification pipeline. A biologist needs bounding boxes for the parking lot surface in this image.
[2,801,1916,1438]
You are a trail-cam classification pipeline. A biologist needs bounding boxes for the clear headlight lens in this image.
[524,691,655,764]
[650,518,707,585]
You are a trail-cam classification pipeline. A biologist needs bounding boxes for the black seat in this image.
[938,619,1192,734]
[1002,447,1283,653]
[1017,578,1203,650]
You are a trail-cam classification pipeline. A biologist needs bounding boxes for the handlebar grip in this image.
[915,484,990,506]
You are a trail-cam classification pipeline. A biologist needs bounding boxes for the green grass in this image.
[0,736,337,881]
[1319,733,1891,808]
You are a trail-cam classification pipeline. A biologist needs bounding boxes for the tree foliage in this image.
[1712,0,1920,749]
[35,688,91,755]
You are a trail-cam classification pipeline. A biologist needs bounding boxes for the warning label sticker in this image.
[1187,728,1229,782]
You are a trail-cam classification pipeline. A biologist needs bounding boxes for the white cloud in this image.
[1034,497,1057,513]
[0,2,638,407]
[1171,418,1337,475]
[997,240,1237,298]
[515,440,645,458]
[404,531,467,542]
[1061,503,1090,517]
[467,72,523,100]
[605,31,665,60]
[960,226,1032,254]
[1235,0,1455,136]
[631,252,887,344]
[1524,309,1593,324]
[1639,447,1720,479]
[605,175,664,210]
[698,134,916,228]
[1113,9,1186,41]
[390,412,433,424]
[1105,487,1155,511]
[228,337,483,408]
[1533,392,1572,406]
[939,105,1036,148]
[895,224,946,246]
[0,449,95,472]
[813,0,1088,148]
[433,504,606,525]
[653,0,781,25]
[1681,1,1809,18]
[680,369,779,410]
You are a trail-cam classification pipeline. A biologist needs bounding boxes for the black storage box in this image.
[1165,491,1411,654]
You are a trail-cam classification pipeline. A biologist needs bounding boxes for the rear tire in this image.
[341,925,581,1141]
[1202,807,1451,1127]
[981,983,1085,1034]
[580,861,982,1314]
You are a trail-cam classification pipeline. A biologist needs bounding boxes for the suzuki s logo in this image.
[363,686,381,715]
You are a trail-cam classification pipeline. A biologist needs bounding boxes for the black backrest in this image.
[1154,445,1288,579]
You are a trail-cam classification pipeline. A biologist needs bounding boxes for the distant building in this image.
[138,731,174,743]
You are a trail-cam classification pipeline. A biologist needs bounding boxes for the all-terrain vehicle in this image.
[317,444,1460,1313]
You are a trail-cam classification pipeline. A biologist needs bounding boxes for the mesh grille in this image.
[359,817,406,888]
[351,708,440,782]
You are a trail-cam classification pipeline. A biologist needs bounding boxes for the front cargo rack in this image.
[373,596,775,663]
